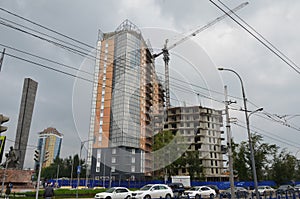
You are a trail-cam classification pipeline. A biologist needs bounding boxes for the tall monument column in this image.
[14,78,38,170]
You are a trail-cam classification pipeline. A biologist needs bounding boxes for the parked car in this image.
[94,187,131,199]
[184,186,216,199]
[276,185,294,194]
[252,186,274,195]
[294,184,300,191]
[168,183,185,197]
[206,185,220,195]
[222,187,249,198]
[131,184,174,199]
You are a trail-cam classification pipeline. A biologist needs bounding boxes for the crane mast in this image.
[153,2,249,109]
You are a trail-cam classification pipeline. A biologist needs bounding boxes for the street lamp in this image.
[76,139,93,198]
[218,67,260,199]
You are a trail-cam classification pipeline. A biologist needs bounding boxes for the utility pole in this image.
[70,155,74,188]
[218,68,259,199]
[224,86,235,199]
[56,164,60,187]
[76,142,84,199]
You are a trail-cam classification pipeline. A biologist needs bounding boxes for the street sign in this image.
[0,136,6,163]
[77,166,81,174]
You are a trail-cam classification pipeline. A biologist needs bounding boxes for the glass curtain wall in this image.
[110,31,141,148]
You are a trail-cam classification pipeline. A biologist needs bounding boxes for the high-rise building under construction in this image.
[87,20,164,181]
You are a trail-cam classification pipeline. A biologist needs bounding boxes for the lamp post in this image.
[76,139,93,199]
[218,68,260,199]
[35,137,46,199]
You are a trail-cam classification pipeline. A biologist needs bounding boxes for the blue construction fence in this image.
[46,179,299,189]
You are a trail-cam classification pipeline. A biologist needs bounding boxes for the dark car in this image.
[276,185,294,194]
[168,183,185,197]
[222,187,249,198]
[294,184,300,191]
[206,185,220,195]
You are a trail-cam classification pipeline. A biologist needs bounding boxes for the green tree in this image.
[153,130,204,180]
[184,151,203,181]
[153,130,175,178]
[232,134,278,181]
[233,143,249,180]
[270,149,297,185]
[41,154,86,180]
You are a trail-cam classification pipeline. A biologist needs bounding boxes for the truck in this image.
[171,176,191,188]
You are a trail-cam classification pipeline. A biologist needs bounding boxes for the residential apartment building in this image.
[87,20,164,181]
[162,106,227,181]
[37,127,63,168]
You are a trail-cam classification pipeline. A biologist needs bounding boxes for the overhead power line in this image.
[233,120,300,149]
[216,0,300,72]
[0,43,94,76]
[0,7,95,49]
[1,6,299,135]
[209,0,300,75]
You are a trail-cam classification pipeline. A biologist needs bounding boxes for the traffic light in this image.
[34,150,40,162]
[0,114,9,133]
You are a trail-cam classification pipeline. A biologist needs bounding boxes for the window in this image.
[97,149,101,159]
[96,166,100,172]
[112,157,116,163]
[111,166,115,172]
[132,157,135,163]
[159,185,168,190]
[132,149,135,154]
[131,166,135,172]
[112,148,116,154]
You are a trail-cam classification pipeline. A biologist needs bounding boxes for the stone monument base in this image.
[0,169,34,187]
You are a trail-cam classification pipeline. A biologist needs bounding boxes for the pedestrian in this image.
[43,183,54,199]
[5,182,13,199]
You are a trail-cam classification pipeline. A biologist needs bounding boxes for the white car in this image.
[252,186,274,195]
[184,186,216,199]
[95,187,132,199]
[132,184,174,199]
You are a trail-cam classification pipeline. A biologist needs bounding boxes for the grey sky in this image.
[0,0,299,169]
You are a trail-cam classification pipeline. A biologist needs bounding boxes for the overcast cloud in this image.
[0,0,299,169]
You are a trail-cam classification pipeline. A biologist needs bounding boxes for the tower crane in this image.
[153,2,249,109]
